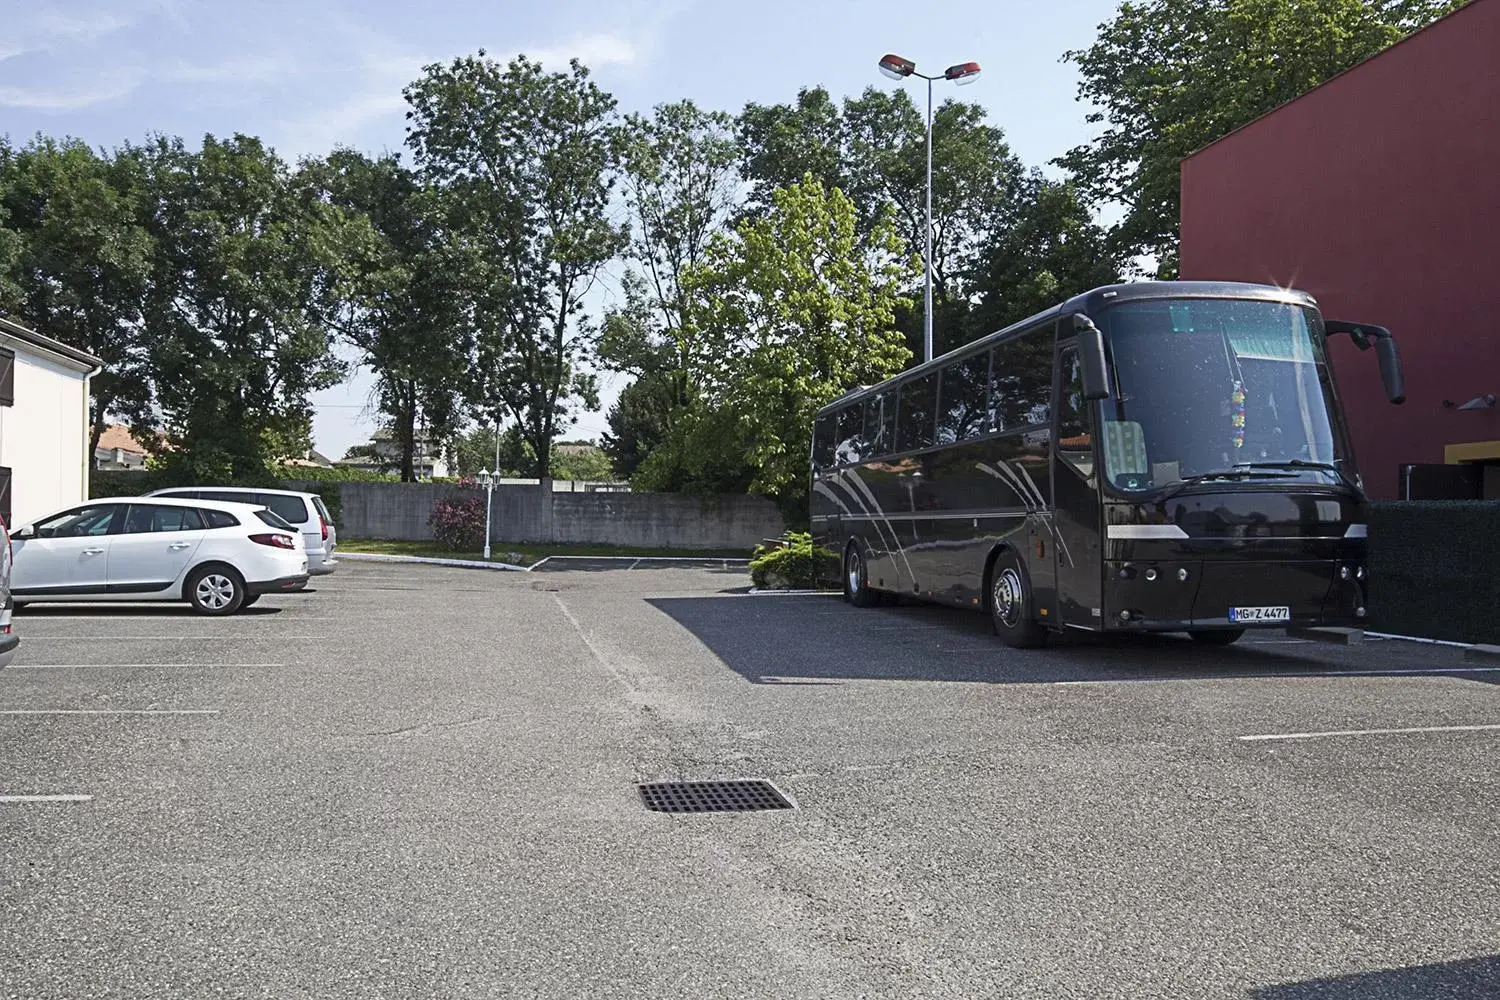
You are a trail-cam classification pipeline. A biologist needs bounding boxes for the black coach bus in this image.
[810,281,1405,647]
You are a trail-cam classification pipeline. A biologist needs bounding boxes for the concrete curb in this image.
[340,552,752,574]
[746,588,841,596]
[339,553,528,572]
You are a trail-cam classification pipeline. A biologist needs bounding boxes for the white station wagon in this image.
[10,496,309,615]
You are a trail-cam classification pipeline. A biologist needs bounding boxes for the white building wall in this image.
[0,346,91,524]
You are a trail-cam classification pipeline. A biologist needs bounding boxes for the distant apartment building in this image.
[94,424,150,472]
[339,427,449,479]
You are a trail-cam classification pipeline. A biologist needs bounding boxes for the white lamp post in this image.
[878,53,981,365]
[478,468,495,561]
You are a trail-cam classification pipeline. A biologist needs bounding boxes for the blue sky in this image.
[1,0,1122,460]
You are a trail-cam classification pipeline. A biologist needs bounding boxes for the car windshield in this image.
[1095,298,1350,492]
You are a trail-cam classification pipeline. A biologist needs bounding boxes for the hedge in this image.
[1367,501,1500,644]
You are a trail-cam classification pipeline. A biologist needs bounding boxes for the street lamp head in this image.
[944,61,981,85]
[879,53,916,80]
[478,468,492,486]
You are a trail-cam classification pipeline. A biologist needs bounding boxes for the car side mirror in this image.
[1072,314,1112,400]
[12,524,34,540]
[1324,320,1406,404]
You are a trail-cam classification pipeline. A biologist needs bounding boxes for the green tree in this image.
[600,371,676,480]
[0,136,156,456]
[645,175,916,507]
[307,150,474,482]
[600,100,740,425]
[967,175,1123,336]
[1061,0,1468,274]
[735,87,850,221]
[403,51,626,480]
[450,422,533,479]
[133,134,347,482]
[737,85,1031,360]
[549,441,613,482]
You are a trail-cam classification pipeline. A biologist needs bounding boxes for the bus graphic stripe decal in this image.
[837,469,917,586]
[975,462,1037,510]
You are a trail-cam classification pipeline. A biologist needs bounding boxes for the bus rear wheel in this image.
[843,543,881,608]
[1189,629,1245,646]
[990,550,1047,649]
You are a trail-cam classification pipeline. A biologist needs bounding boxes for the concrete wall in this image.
[320,480,784,550]
[1179,0,1500,498]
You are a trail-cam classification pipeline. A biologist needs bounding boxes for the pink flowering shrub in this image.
[428,491,487,551]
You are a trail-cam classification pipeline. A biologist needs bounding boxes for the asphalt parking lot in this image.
[2,561,1497,999]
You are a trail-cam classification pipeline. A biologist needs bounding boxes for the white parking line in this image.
[0,794,92,803]
[20,636,326,641]
[1239,723,1500,742]
[8,663,283,670]
[0,709,221,716]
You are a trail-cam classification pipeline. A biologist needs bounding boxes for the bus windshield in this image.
[1096,298,1349,493]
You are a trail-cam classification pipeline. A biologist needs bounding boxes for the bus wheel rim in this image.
[994,567,1024,629]
[847,550,861,595]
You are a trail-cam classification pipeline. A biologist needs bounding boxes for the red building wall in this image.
[1179,0,1500,498]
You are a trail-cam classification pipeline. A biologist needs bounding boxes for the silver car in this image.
[0,519,17,667]
[146,487,338,577]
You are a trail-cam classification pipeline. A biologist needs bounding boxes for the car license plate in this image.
[1229,606,1291,623]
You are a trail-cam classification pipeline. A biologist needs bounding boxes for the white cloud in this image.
[527,34,639,71]
[0,70,143,110]
[160,54,297,86]
[269,31,641,161]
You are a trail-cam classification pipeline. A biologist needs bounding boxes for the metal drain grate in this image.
[637,780,794,813]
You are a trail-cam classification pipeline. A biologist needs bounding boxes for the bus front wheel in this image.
[843,543,881,608]
[989,550,1047,649]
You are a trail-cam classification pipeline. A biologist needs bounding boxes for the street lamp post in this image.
[478,468,495,561]
[878,53,981,365]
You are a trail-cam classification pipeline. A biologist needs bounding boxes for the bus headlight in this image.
[1339,566,1351,580]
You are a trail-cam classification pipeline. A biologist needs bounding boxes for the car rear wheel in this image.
[187,566,245,616]
[1189,629,1245,646]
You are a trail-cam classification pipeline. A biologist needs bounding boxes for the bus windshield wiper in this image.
[1233,460,1341,473]
[1158,468,1297,501]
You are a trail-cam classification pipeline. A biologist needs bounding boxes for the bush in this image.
[749,531,838,590]
[428,490,487,552]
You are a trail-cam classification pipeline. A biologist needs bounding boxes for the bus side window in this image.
[813,414,835,469]
[1058,349,1095,478]
[864,393,888,457]
[835,405,864,465]
[898,376,935,452]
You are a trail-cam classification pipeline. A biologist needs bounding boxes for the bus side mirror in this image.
[1072,314,1112,400]
[1325,320,1406,404]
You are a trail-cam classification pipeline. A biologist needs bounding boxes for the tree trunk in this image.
[398,381,418,482]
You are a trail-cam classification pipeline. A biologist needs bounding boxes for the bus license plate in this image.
[1230,606,1291,623]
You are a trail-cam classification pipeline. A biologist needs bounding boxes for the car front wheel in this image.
[187,566,245,616]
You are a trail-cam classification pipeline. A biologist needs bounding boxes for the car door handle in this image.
[82,548,105,556]
[168,542,192,550]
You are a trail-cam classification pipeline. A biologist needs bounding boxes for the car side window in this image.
[259,493,309,524]
[121,504,206,534]
[35,505,120,538]
[201,509,240,529]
